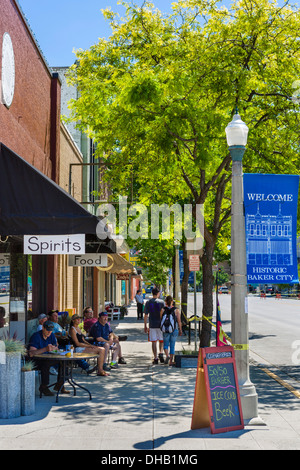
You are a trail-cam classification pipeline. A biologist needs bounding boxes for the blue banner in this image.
[243,174,299,285]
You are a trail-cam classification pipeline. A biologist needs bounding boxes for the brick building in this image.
[0,0,61,341]
[0,0,115,342]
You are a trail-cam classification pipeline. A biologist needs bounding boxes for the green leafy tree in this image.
[67,0,300,346]
[133,238,173,287]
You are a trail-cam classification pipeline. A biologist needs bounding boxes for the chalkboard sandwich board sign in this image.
[203,346,244,434]
[191,346,244,434]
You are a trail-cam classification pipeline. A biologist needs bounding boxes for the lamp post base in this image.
[239,381,265,425]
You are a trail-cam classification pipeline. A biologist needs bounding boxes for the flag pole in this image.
[216,267,220,325]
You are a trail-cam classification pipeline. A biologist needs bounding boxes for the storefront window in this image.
[9,251,28,343]
[121,280,126,305]
[0,265,10,339]
[83,267,93,309]
[0,243,33,341]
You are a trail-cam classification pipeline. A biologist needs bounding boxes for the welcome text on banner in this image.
[243,174,299,285]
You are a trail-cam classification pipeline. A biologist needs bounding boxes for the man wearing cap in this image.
[90,312,126,370]
[28,321,70,396]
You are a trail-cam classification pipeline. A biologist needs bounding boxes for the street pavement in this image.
[0,302,300,452]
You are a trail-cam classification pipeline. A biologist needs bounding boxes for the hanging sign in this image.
[244,174,299,285]
[69,254,107,267]
[116,273,130,280]
[191,346,244,434]
[24,234,85,255]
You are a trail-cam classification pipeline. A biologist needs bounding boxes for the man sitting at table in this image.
[28,320,70,397]
[48,309,69,347]
[83,306,97,335]
[90,312,126,370]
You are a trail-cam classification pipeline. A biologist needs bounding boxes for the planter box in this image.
[21,370,35,416]
[0,353,21,419]
[175,354,199,369]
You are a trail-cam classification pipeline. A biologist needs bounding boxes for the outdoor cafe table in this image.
[34,352,98,403]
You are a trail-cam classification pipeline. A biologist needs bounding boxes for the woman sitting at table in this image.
[69,314,109,377]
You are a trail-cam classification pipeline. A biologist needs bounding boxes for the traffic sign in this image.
[189,254,200,271]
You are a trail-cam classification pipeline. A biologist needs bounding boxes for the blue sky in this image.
[18,1,178,66]
[18,0,294,67]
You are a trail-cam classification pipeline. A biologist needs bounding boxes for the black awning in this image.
[0,143,115,252]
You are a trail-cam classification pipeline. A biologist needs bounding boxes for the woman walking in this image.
[160,296,182,366]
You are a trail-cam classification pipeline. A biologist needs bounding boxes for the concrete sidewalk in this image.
[0,304,300,451]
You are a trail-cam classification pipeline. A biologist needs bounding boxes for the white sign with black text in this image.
[189,254,200,272]
[24,235,85,255]
[69,254,108,267]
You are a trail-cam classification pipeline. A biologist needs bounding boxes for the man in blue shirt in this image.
[29,320,69,396]
[90,312,126,370]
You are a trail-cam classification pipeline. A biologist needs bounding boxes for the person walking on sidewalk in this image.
[135,289,144,320]
[144,287,165,364]
[160,295,182,366]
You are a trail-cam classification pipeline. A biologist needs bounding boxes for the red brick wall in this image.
[0,0,61,180]
[0,0,61,317]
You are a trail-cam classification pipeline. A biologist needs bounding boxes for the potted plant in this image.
[0,337,25,419]
[174,348,199,369]
[120,306,128,318]
[21,360,36,416]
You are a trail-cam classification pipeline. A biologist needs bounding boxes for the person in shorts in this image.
[90,312,126,370]
[144,287,165,364]
[69,314,109,377]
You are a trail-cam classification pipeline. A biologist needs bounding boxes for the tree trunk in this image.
[181,242,189,326]
[200,239,215,348]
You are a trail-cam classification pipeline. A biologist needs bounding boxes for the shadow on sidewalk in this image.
[134,427,252,450]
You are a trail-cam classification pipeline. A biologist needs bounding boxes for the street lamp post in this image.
[225,112,260,422]
[174,239,180,308]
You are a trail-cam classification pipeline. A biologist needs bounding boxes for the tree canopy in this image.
[67,0,300,344]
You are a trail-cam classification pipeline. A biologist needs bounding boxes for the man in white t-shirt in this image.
[144,288,164,364]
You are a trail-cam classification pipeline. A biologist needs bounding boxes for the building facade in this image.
[0,0,61,340]
[0,0,116,342]
[52,66,135,315]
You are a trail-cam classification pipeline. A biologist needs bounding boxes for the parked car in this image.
[218,286,229,294]
[266,286,274,294]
